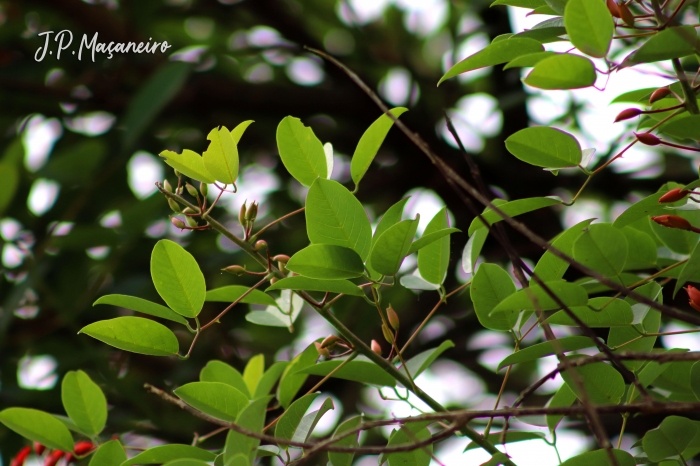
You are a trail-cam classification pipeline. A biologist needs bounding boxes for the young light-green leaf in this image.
[174,382,249,422]
[564,0,613,57]
[408,227,460,255]
[286,244,364,280]
[505,127,581,168]
[277,342,319,408]
[297,356,396,387]
[159,149,215,184]
[205,285,278,307]
[470,263,519,331]
[468,197,562,235]
[151,239,206,318]
[660,114,700,141]
[291,397,334,443]
[121,445,216,465]
[418,207,452,285]
[560,449,635,466]
[351,107,408,189]
[88,440,127,466]
[255,361,288,399]
[243,354,265,396]
[230,120,254,144]
[491,280,588,314]
[370,217,419,276]
[572,223,628,277]
[0,408,74,452]
[275,392,319,449]
[79,317,179,356]
[224,396,273,463]
[524,54,596,89]
[462,227,488,274]
[306,178,373,261]
[203,126,239,184]
[266,276,364,296]
[200,360,250,398]
[93,294,189,326]
[276,116,327,186]
[503,51,559,69]
[328,416,363,466]
[61,370,107,436]
[498,336,595,370]
[438,38,544,84]
[372,197,410,248]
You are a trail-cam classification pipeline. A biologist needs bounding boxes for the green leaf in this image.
[560,449,635,466]
[628,350,678,402]
[88,440,127,466]
[620,227,657,270]
[243,354,265,396]
[224,397,272,463]
[399,272,441,291]
[351,108,408,189]
[324,142,334,178]
[328,416,362,466]
[564,0,613,57]
[418,208,452,285]
[464,431,545,451]
[267,276,364,296]
[649,209,700,255]
[122,61,191,151]
[691,361,700,401]
[256,445,283,458]
[498,336,595,370]
[287,244,364,280]
[481,453,513,466]
[462,228,488,274]
[151,239,206,318]
[121,445,216,465]
[292,397,334,443]
[61,370,107,436]
[93,294,189,326]
[468,197,562,234]
[221,454,248,466]
[654,360,695,396]
[490,0,546,7]
[438,37,544,84]
[515,26,566,43]
[404,340,455,378]
[297,355,396,386]
[275,393,319,448]
[276,116,327,186]
[386,422,432,466]
[409,227,460,255]
[533,219,594,281]
[370,217,420,276]
[674,241,700,297]
[506,127,581,169]
[79,317,179,356]
[230,120,254,144]
[613,183,687,228]
[162,461,211,466]
[547,297,634,327]
[159,149,215,184]
[0,162,19,216]
[622,26,699,67]
[572,223,628,277]
[610,87,656,104]
[306,178,373,261]
[372,198,410,248]
[524,54,596,89]
[503,51,559,69]
[202,126,239,184]
[491,280,588,314]
[205,285,278,307]
[546,383,577,432]
[660,114,700,141]
[246,290,304,329]
[643,416,699,462]
[0,408,74,452]
[200,360,250,398]
[255,361,288,399]
[471,263,519,331]
[561,359,625,405]
[277,342,319,408]
[174,382,249,422]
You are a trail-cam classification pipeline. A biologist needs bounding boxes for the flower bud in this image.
[619,1,634,27]
[649,87,671,104]
[176,186,183,195]
[687,285,700,304]
[171,217,186,229]
[73,441,95,456]
[606,0,620,17]
[658,188,690,203]
[381,323,394,343]
[314,341,330,358]
[651,215,692,230]
[371,339,382,356]
[10,446,31,466]
[223,265,246,275]
[200,182,208,197]
[168,199,182,213]
[185,183,198,198]
[34,442,45,455]
[174,169,182,178]
[44,451,65,466]
[64,453,75,463]
[270,277,279,285]
[387,305,400,331]
[272,254,290,263]
[321,335,341,349]
[182,206,199,215]
[635,132,661,146]
[163,179,173,193]
[239,203,247,227]
[614,108,642,122]
[255,240,268,251]
[246,201,258,223]
[185,216,199,227]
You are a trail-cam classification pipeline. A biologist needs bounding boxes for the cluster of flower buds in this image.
[239,201,259,239]
[10,442,94,466]
[607,0,633,25]
[651,215,700,233]
[687,285,700,312]
[315,335,352,359]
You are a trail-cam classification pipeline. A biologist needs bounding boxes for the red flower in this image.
[10,446,31,466]
[44,450,65,466]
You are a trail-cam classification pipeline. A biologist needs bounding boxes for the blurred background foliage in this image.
[0,0,696,462]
